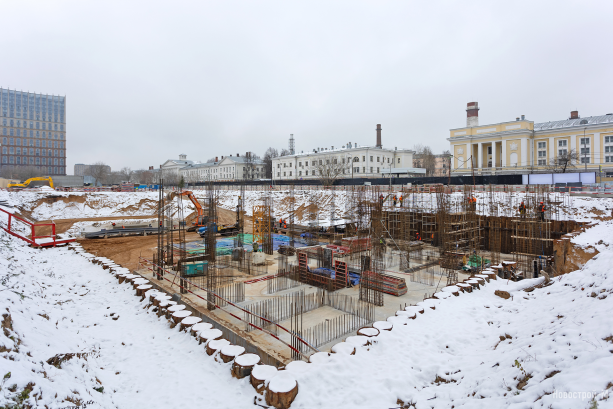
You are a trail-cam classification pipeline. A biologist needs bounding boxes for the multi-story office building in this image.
[0,88,67,175]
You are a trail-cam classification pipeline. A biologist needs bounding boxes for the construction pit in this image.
[58,184,597,367]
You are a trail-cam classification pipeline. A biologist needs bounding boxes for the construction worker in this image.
[111,222,116,227]
[279,218,283,228]
[393,195,397,207]
[253,241,259,253]
[379,193,384,206]
[416,232,421,241]
[399,195,403,207]
[538,201,546,221]
[470,196,477,212]
[283,222,287,229]
[518,201,526,219]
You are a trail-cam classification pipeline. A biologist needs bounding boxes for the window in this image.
[377,167,380,173]
[362,167,366,173]
[605,136,613,163]
[558,149,567,157]
[283,172,286,176]
[362,156,365,162]
[299,171,302,176]
[305,170,308,175]
[377,156,380,162]
[558,140,567,147]
[16,148,20,155]
[370,156,373,162]
[289,163,292,167]
[487,146,492,154]
[537,141,547,166]
[370,167,373,173]
[312,161,316,166]
[9,138,13,145]
[289,171,292,176]
[580,137,590,146]
[9,147,13,154]
[299,162,302,167]
[354,167,359,173]
[397,158,400,164]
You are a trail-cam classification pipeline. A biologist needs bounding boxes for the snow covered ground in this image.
[0,230,256,408]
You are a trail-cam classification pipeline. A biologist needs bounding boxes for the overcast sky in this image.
[2,0,612,172]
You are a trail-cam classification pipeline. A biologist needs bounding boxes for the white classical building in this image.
[272,125,423,181]
[156,154,265,183]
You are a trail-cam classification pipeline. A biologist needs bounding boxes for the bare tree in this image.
[0,165,43,181]
[86,162,110,186]
[140,170,154,185]
[280,149,290,157]
[442,150,451,178]
[263,147,279,179]
[119,167,133,182]
[243,152,261,180]
[413,144,436,176]
[206,157,217,163]
[547,149,580,173]
[314,155,351,187]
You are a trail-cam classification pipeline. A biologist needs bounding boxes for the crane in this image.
[8,176,54,189]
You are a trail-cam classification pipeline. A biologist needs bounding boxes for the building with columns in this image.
[449,102,613,175]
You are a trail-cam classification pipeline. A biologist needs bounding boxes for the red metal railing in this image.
[138,257,319,359]
[0,208,75,247]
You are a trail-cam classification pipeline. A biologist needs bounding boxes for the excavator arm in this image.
[8,176,54,189]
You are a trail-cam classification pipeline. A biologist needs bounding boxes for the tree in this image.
[280,149,290,157]
[413,144,436,176]
[263,147,279,179]
[547,149,580,173]
[442,150,451,178]
[119,167,132,183]
[314,155,351,187]
[243,152,261,180]
[86,162,110,186]
[206,157,217,163]
[0,166,43,181]
[140,170,154,185]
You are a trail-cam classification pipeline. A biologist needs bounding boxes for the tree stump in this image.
[220,345,245,363]
[308,352,330,363]
[171,310,192,327]
[265,373,298,409]
[199,328,223,344]
[190,322,213,338]
[433,292,452,301]
[132,279,148,290]
[165,304,186,320]
[232,353,260,378]
[331,342,356,355]
[386,315,409,326]
[357,327,380,337]
[136,284,152,297]
[345,335,370,347]
[442,285,460,296]
[466,279,480,289]
[180,316,202,332]
[250,365,278,394]
[373,321,393,332]
[456,283,472,293]
[472,276,486,285]
[206,339,230,356]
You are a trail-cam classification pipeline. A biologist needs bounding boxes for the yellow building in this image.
[449,102,613,175]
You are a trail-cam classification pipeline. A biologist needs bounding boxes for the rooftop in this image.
[534,114,613,131]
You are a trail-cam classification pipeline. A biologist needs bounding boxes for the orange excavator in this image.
[166,191,208,232]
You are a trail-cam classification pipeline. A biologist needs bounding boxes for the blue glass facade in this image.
[0,88,66,175]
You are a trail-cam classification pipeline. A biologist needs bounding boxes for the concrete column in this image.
[501,141,507,168]
[521,138,528,169]
[491,142,497,170]
[477,142,483,169]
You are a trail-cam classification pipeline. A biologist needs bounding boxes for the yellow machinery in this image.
[8,176,54,189]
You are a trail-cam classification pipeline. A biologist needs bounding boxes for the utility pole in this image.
[448,154,453,186]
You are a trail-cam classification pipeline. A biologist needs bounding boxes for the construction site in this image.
[17,181,573,366]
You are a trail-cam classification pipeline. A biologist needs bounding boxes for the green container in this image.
[184,261,207,276]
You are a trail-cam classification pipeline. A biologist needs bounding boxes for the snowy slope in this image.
[0,230,256,408]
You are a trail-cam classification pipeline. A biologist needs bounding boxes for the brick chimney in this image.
[215,156,218,162]
[376,124,382,148]
[570,110,579,119]
[148,166,153,170]
[467,102,479,127]
[237,153,239,157]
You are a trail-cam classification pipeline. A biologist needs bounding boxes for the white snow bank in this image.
[0,229,256,408]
